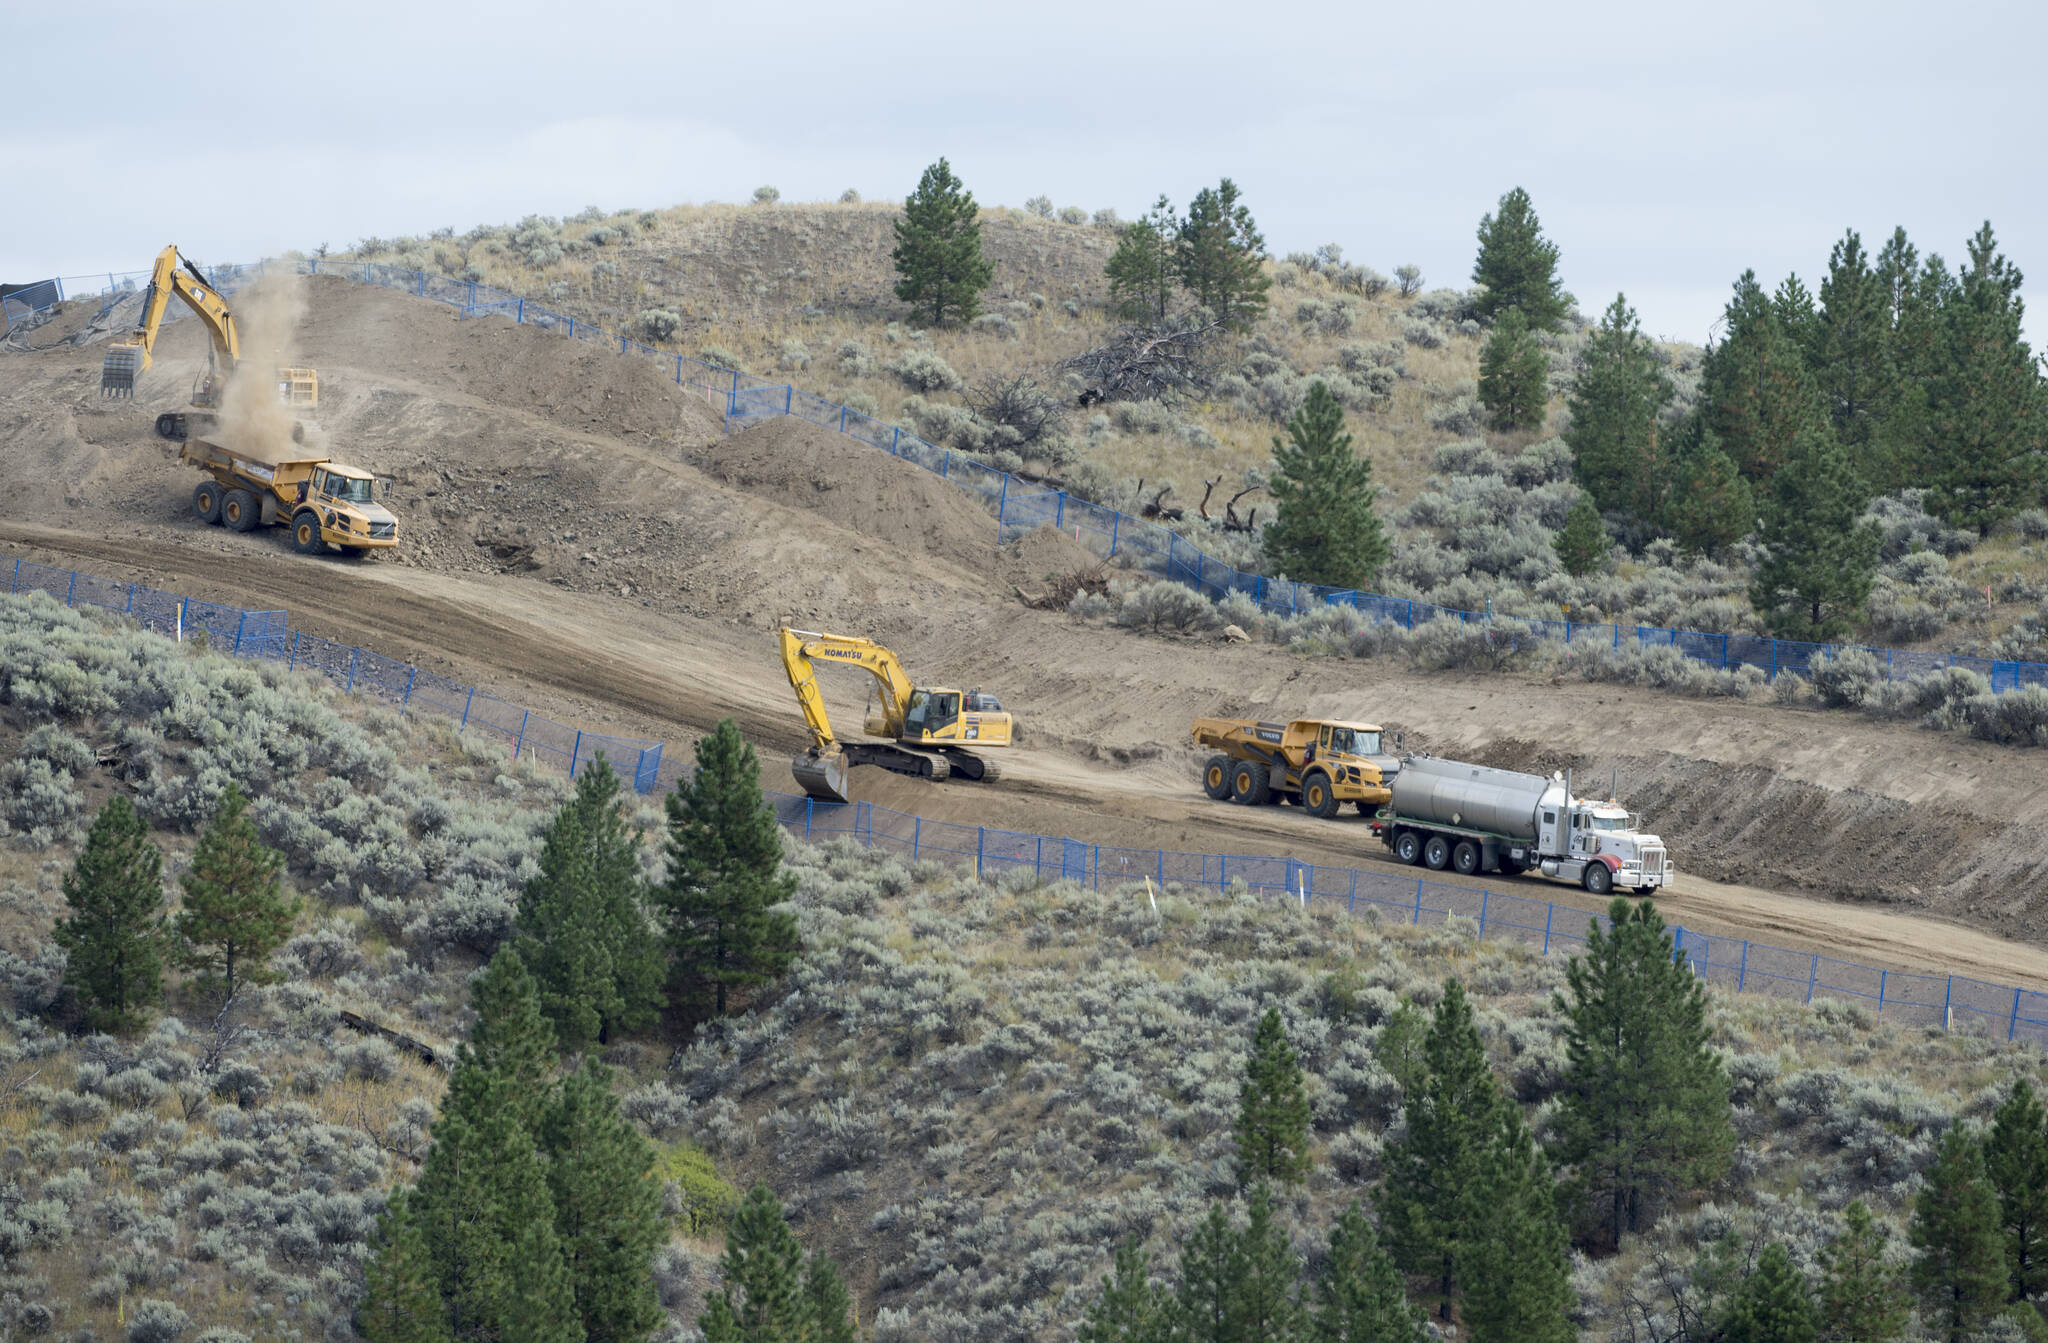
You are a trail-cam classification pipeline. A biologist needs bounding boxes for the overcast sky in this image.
[7,0,2044,346]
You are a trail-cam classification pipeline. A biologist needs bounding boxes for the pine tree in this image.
[1553,493,1608,576]
[1911,1126,2010,1343]
[891,157,993,326]
[1169,1201,1244,1343]
[1471,187,1569,330]
[516,756,664,1052]
[1703,271,1830,484]
[1663,425,1756,557]
[1379,979,1502,1322]
[655,719,799,1017]
[700,1184,811,1342]
[1566,295,1674,524]
[1107,197,1181,324]
[463,947,559,1127]
[1262,382,1389,590]
[1813,231,1895,485]
[1922,222,2045,532]
[538,1060,666,1343]
[1774,274,1822,361]
[1818,1200,1909,1343]
[1177,178,1270,330]
[1748,426,1883,640]
[1460,1107,1575,1343]
[1313,1204,1426,1343]
[52,795,166,1032]
[1236,1007,1312,1187]
[804,1253,859,1343]
[1080,1241,1163,1343]
[1233,1185,1301,1343]
[1477,306,1550,431]
[1985,1078,2048,1307]
[1721,1242,1818,1343]
[173,781,298,1002]
[1553,897,1734,1251]
[358,1191,454,1343]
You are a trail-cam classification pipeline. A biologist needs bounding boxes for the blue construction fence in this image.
[8,548,2047,1049]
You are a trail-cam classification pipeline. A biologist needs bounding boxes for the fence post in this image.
[1543,902,1554,953]
[10,557,17,593]
[784,386,793,414]
[1109,513,1119,557]
[1807,954,1819,1003]
[402,666,416,706]
[805,799,813,842]
[65,571,77,606]
[1413,879,1424,924]
[345,648,359,694]
[1348,868,1357,912]
[513,708,530,759]
[232,613,247,657]
[839,404,847,433]
[1055,492,1066,529]
[460,686,476,728]
[977,827,985,880]
[2012,988,2024,1042]
[288,630,301,670]
[1943,976,1953,1031]
[998,475,1010,523]
[125,584,134,614]
[1878,969,1887,1014]
[891,426,901,454]
[570,730,584,778]
[1737,940,1749,992]
[913,817,921,860]
[1219,856,1227,890]
[1478,889,1488,937]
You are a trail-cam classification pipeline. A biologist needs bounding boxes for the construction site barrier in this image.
[7,551,2046,1048]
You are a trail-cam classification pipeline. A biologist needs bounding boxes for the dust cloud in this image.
[214,274,311,461]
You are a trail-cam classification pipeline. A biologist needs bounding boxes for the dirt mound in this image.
[997,524,1108,599]
[293,274,725,446]
[691,418,1001,574]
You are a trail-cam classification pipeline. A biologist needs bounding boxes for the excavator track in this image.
[941,751,1001,783]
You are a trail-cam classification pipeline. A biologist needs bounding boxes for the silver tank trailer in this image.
[1388,756,1560,841]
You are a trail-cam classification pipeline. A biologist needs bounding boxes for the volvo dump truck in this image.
[1191,717,1398,818]
[1373,755,1671,895]
[782,628,1012,803]
[99,244,317,440]
[182,438,397,556]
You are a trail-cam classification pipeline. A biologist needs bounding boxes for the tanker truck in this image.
[1372,755,1672,896]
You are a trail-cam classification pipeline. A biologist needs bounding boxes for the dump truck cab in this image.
[181,438,398,556]
[1192,716,1398,820]
[290,462,397,555]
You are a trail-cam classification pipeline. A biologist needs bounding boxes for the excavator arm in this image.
[780,628,918,748]
[101,245,241,397]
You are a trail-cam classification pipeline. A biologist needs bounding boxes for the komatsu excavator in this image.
[99,245,317,441]
[781,628,1013,803]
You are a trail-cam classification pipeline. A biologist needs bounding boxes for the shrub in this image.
[751,185,780,205]
[126,1300,189,1343]
[886,349,964,393]
[1809,648,1883,710]
[839,188,861,204]
[1092,208,1122,229]
[1024,194,1053,218]
[836,340,873,377]
[21,724,96,776]
[0,757,85,847]
[1058,205,1088,225]
[658,1140,741,1235]
[1963,685,2048,746]
[778,337,811,371]
[971,312,1018,339]
[636,309,682,342]
[1401,319,1446,349]
[1395,264,1423,297]
[1113,582,1221,634]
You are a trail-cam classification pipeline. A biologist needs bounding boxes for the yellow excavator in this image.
[99,244,318,441]
[780,628,1014,803]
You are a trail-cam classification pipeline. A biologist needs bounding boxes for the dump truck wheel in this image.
[1202,755,1232,800]
[292,513,324,555]
[1452,841,1481,876]
[223,489,260,533]
[1393,830,1423,865]
[1582,861,1614,895]
[1229,760,1270,806]
[192,483,222,524]
[1422,836,1451,871]
[1303,772,1340,819]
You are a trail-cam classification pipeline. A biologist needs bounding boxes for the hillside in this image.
[1,594,2043,1341]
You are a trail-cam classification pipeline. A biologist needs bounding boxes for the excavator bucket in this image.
[101,344,143,397]
[791,748,852,804]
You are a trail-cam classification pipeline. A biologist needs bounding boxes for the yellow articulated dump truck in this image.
[181,438,398,557]
[1191,717,1399,819]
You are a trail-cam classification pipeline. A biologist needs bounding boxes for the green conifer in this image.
[1471,187,1569,330]
[463,947,558,1126]
[1911,1127,2010,1342]
[804,1253,859,1343]
[1818,1200,1909,1343]
[1553,494,1609,577]
[1985,1078,2048,1307]
[1313,1204,1426,1343]
[1553,897,1734,1251]
[173,781,298,1002]
[1176,179,1271,330]
[1702,272,1830,485]
[1663,426,1756,556]
[516,756,664,1052]
[1478,306,1550,431]
[1233,1185,1301,1342]
[1460,1107,1574,1343]
[1080,1241,1162,1343]
[1748,426,1883,639]
[1722,1242,1818,1343]
[655,719,799,1017]
[1379,979,1501,1321]
[701,1184,811,1342]
[357,1191,454,1343]
[1922,222,2045,531]
[891,158,993,326]
[1566,295,1674,524]
[1262,382,1390,590]
[1813,231,1896,486]
[52,795,166,1032]
[1169,1202,1244,1343]
[1236,1007,1312,1187]
[539,1060,666,1343]
[1107,198,1181,324]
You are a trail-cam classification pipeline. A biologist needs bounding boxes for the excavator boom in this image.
[101,245,241,397]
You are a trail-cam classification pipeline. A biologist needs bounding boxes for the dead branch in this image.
[1064,318,1225,405]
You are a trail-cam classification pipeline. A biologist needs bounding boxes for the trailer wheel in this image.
[1423,836,1451,871]
[1393,830,1423,865]
[1303,772,1341,819]
[222,489,260,533]
[192,482,222,524]
[1452,841,1481,876]
[1229,760,1271,806]
[292,512,325,555]
[1202,755,1233,800]
[1583,862,1614,895]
